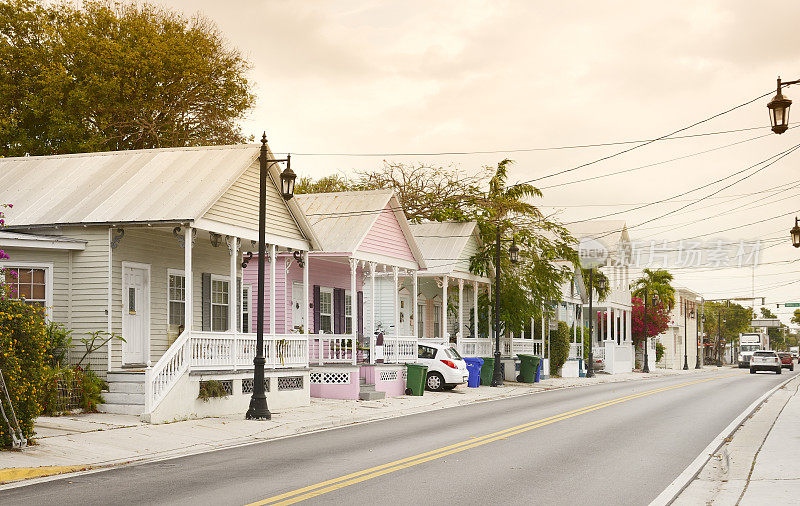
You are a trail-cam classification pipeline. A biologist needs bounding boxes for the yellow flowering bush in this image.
[0,293,50,447]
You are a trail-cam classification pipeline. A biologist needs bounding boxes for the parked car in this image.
[777,352,794,371]
[417,343,469,391]
[750,351,782,375]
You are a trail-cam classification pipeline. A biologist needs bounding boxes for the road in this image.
[3,368,794,506]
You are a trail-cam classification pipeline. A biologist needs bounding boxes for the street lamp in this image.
[643,289,650,373]
[791,217,800,248]
[768,78,794,134]
[696,298,703,369]
[684,304,692,370]
[586,271,606,379]
[491,231,520,387]
[246,133,295,421]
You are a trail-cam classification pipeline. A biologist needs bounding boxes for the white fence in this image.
[383,336,417,363]
[459,338,493,357]
[310,334,356,364]
[145,331,309,414]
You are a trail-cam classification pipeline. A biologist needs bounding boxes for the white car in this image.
[750,350,782,375]
[417,343,469,391]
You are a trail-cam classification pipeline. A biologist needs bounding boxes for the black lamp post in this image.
[716,309,725,368]
[246,134,296,420]
[491,233,519,387]
[696,298,703,369]
[683,303,691,370]
[643,289,650,373]
[586,271,606,378]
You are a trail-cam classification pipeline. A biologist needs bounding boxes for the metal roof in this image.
[0,145,260,227]
[408,221,479,274]
[567,220,630,255]
[0,230,86,250]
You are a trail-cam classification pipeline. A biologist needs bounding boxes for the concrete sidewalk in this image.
[0,366,717,485]
[674,373,800,505]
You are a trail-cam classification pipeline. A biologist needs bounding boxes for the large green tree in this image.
[0,0,255,156]
[701,301,752,361]
[631,268,676,310]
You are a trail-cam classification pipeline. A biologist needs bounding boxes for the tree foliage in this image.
[0,0,255,156]
[550,321,571,376]
[792,308,800,326]
[701,301,753,360]
[631,268,676,310]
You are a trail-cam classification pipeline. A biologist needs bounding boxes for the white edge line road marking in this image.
[649,373,798,506]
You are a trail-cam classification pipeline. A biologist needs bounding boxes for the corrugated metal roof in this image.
[295,190,394,253]
[0,145,261,227]
[567,220,630,253]
[409,221,478,273]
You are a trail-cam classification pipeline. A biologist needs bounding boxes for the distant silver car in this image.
[750,350,782,375]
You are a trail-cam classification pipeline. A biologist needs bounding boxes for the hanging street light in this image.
[246,133,295,421]
[768,78,794,134]
[791,217,800,248]
[509,237,520,264]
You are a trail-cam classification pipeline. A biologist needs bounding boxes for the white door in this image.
[292,281,305,332]
[399,294,412,336]
[122,265,149,365]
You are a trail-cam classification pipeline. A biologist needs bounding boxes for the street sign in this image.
[751,319,782,328]
[784,303,800,307]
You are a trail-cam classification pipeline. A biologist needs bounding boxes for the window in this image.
[418,345,437,359]
[433,303,441,338]
[3,266,48,311]
[417,303,426,337]
[211,276,229,331]
[319,288,333,333]
[167,270,185,327]
[241,285,251,333]
[345,291,353,335]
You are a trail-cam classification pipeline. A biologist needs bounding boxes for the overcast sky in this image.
[159,0,800,323]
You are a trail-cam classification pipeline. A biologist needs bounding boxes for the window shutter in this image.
[313,285,320,334]
[357,291,364,337]
[333,288,344,334]
[202,273,211,331]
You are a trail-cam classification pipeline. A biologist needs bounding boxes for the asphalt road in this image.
[3,368,794,506]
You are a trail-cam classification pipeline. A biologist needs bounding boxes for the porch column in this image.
[413,271,419,340]
[442,275,448,342]
[393,266,400,363]
[369,262,377,364]
[303,250,310,337]
[457,278,464,353]
[486,284,491,340]
[350,258,357,365]
[473,281,479,340]
[228,236,238,334]
[270,244,276,335]
[607,308,612,342]
[184,227,193,334]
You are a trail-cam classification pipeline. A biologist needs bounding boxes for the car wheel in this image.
[426,372,445,391]
[777,367,782,375]
[792,365,795,371]
[442,384,456,391]
[750,368,756,374]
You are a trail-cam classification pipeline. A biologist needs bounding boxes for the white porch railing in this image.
[459,338,493,357]
[383,335,417,363]
[511,339,537,356]
[145,331,309,414]
[569,343,584,359]
[419,337,448,346]
[593,345,606,371]
[310,334,356,364]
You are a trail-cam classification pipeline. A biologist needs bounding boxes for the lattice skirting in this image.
[277,376,304,390]
[310,371,351,385]
[379,370,399,382]
[241,378,270,393]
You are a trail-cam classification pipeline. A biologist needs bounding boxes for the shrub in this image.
[656,342,665,363]
[198,380,228,402]
[550,321,571,376]
[0,296,49,447]
[41,366,107,416]
[45,322,72,367]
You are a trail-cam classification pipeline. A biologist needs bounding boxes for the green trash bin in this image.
[405,363,428,396]
[480,356,495,386]
[517,354,541,383]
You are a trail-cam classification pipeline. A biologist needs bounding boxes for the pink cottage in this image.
[242,190,426,400]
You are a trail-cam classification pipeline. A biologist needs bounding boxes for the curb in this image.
[0,465,95,484]
[649,373,797,506]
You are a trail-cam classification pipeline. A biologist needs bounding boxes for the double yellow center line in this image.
[249,373,740,505]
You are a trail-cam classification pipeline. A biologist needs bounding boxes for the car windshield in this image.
[754,351,776,357]
[444,347,463,360]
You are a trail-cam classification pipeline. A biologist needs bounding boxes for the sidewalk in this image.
[0,366,716,485]
[673,373,800,505]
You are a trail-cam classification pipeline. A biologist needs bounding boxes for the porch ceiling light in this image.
[791,216,800,248]
[508,237,519,264]
[209,232,222,248]
[280,154,296,201]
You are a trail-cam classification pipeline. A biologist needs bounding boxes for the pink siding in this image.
[242,255,364,334]
[357,203,416,262]
[310,371,360,400]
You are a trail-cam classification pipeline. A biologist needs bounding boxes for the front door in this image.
[292,281,305,333]
[399,293,412,336]
[122,265,149,365]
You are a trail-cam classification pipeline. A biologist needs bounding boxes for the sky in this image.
[157,0,800,324]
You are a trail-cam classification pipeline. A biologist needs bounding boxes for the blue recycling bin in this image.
[534,357,542,383]
[463,357,484,388]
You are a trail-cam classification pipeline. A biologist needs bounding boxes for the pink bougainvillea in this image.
[631,296,671,342]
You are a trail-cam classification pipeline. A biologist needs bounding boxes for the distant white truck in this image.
[738,332,768,368]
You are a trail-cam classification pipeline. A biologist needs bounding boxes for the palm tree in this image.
[631,268,675,309]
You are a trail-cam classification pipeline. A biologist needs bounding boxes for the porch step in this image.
[358,383,385,401]
[98,371,146,417]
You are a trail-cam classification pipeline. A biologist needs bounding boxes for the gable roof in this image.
[0,144,318,249]
[566,220,630,259]
[0,230,86,251]
[296,190,425,267]
[408,221,482,275]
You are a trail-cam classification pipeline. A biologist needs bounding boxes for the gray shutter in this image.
[202,273,211,331]
[313,285,320,333]
[357,291,364,338]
